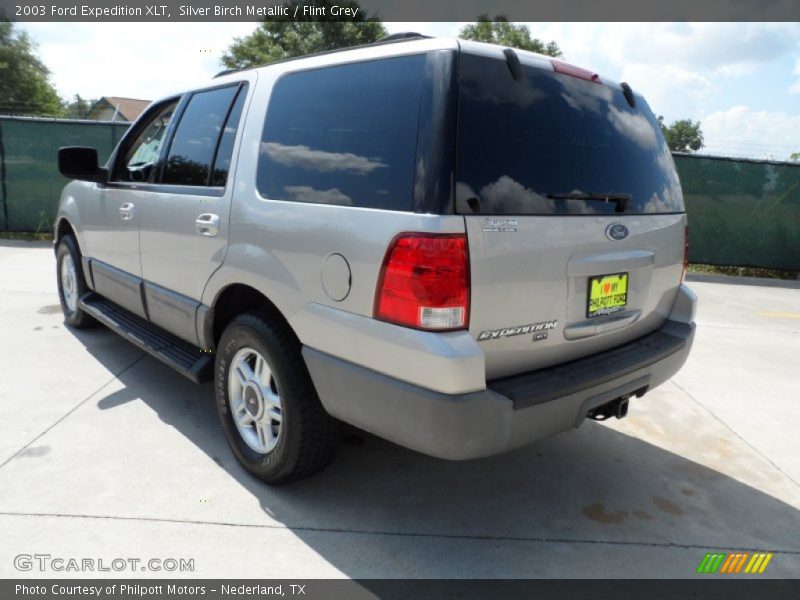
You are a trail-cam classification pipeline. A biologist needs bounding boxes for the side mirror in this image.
[58,147,108,183]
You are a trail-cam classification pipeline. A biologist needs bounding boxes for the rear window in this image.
[456,53,684,215]
[257,55,426,211]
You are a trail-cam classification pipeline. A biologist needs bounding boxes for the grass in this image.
[687,263,798,280]
[0,231,54,241]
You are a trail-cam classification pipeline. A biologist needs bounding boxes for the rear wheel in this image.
[215,311,340,484]
[56,236,95,329]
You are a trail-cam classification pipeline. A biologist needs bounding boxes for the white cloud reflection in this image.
[284,185,352,206]
[261,143,386,175]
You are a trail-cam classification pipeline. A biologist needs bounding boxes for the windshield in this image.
[455,52,685,215]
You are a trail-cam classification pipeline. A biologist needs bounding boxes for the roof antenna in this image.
[503,48,523,81]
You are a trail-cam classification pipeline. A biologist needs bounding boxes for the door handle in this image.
[119,202,135,221]
[195,213,220,237]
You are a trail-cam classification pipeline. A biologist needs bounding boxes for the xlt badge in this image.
[478,320,558,342]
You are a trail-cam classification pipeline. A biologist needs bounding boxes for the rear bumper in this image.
[304,285,697,460]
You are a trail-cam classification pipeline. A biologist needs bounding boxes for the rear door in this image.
[456,50,686,380]
[138,82,249,344]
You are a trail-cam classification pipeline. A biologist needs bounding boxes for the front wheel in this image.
[56,236,95,328]
[215,311,340,484]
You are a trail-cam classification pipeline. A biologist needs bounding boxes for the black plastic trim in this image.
[621,82,637,108]
[81,256,94,290]
[196,304,215,352]
[207,84,245,187]
[489,322,695,410]
[503,48,524,81]
[80,293,212,383]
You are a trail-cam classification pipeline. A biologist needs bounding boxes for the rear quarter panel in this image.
[201,50,465,346]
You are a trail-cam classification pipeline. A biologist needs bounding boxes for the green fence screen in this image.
[674,153,800,271]
[1,117,799,270]
[0,117,130,232]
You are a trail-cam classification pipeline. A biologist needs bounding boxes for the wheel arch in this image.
[54,217,95,290]
[204,283,297,350]
[54,217,80,253]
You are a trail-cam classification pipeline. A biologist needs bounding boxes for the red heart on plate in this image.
[603,282,611,294]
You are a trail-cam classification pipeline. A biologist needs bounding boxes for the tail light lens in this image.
[374,233,470,331]
[682,224,689,282]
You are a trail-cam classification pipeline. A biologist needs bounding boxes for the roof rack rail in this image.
[212,33,432,79]
[214,68,239,78]
[376,32,430,43]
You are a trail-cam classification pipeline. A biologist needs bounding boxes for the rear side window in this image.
[162,85,241,186]
[456,53,684,215]
[257,55,426,210]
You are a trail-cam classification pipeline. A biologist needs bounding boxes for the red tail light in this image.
[682,224,689,282]
[374,233,470,331]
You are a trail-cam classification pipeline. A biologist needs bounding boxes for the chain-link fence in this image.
[0,116,130,232]
[1,117,799,270]
[673,153,800,271]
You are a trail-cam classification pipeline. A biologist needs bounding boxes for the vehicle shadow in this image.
[71,327,800,578]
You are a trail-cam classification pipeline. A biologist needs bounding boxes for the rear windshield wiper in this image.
[546,192,630,213]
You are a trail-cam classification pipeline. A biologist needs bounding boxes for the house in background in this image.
[88,97,151,122]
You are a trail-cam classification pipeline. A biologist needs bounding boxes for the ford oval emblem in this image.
[606,223,629,241]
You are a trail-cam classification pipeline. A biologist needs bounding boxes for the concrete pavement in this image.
[0,240,798,578]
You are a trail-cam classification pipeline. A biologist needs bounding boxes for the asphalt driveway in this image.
[1,240,798,578]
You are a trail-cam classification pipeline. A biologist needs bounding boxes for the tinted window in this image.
[456,53,685,215]
[257,55,426,210]
[162,86,239,186]
[211,86,246,186]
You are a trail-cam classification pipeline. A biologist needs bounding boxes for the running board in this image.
[80,293,213,383]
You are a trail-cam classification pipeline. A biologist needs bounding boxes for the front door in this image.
[86,100,179,317]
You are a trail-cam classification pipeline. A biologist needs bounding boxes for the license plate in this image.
[587,273,628,318]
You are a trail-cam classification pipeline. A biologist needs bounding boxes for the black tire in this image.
[215,311,340,484]
[56,235,96,329]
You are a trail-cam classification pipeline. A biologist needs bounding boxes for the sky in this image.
[16,21,800,161]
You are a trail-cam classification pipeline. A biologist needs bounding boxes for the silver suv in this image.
[54,36,697,484]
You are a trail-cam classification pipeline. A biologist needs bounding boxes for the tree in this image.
[222,0,387,69]
[657,116,704,153]
[790,152,799,162]
[459,16,562,57]
[64,94,95,119]
[0,21,64,116]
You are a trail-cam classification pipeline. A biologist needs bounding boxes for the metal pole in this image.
[0,122,8,231]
